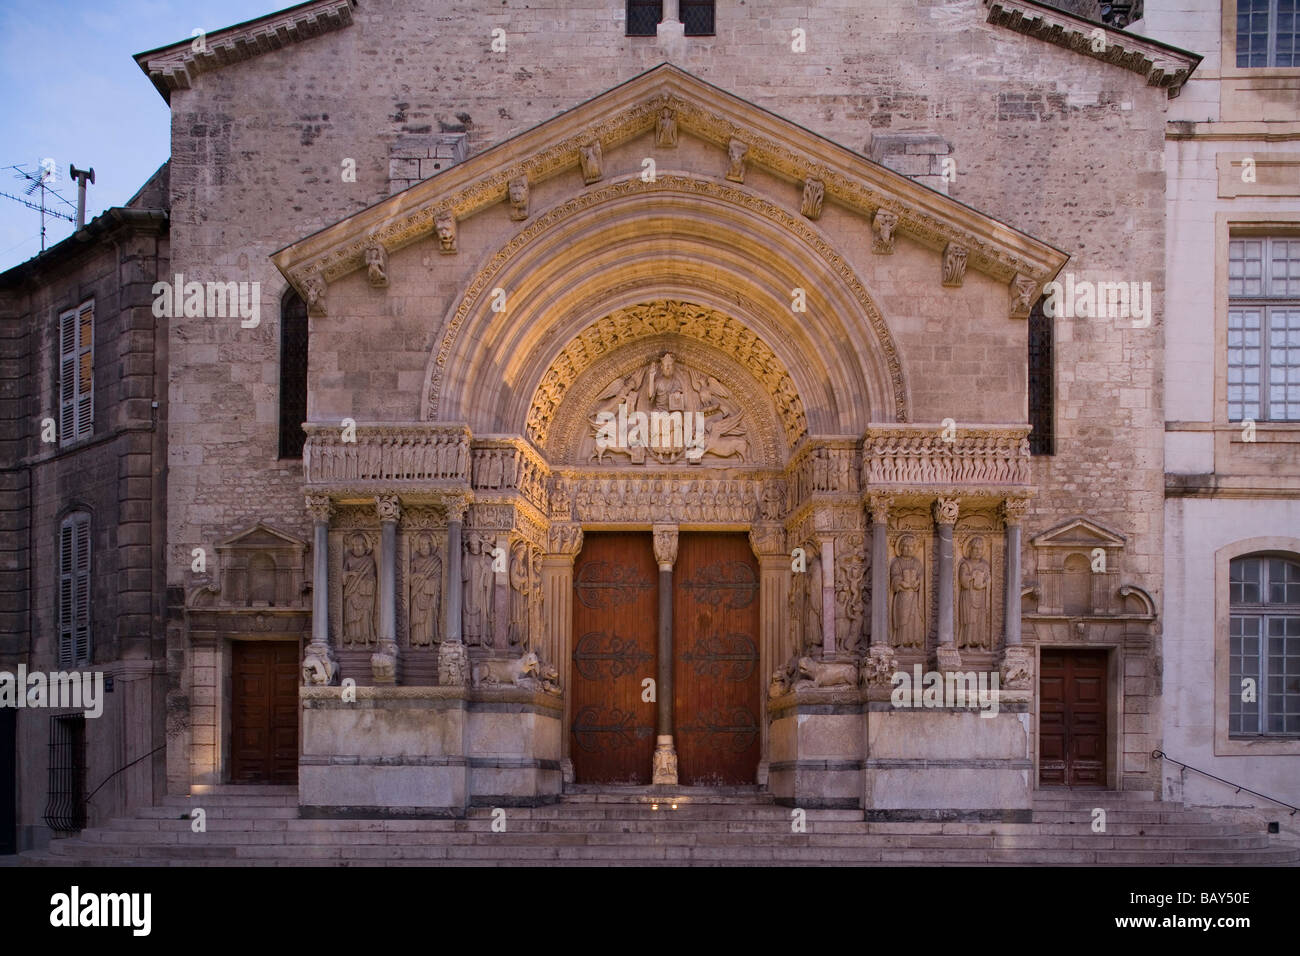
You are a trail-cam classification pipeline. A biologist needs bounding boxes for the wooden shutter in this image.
[58,514,92,667]
[58,301,93,445]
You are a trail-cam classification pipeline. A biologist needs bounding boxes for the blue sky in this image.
[0,0,278,270]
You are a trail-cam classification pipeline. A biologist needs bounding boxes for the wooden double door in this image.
[570,532,761,786]
[230,641,300,784]
[1039,648,1108,787]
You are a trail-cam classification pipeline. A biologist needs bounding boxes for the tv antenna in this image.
[1,162,77,252]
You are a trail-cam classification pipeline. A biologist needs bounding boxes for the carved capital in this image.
[305,494,334,524]
[547,522,584,557]
[1000,644,1034,690]
[748,523,785,558]
[1011,272,1039,320]
[442,493,471,524]
[1002,497,1031,526]
[652,524,679,568]
[933,497,960,526]
[872,209,898,254]
[801,178,825,220]
[942,243,968,288]
[868,493,892,525]
[375,494,401,523]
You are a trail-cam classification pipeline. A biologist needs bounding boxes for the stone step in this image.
[161,794,299,807]
[1031,790,1156,803]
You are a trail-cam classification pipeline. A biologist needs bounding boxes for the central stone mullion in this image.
[652,525,679,785]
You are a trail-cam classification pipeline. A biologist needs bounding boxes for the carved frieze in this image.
[566,474,762,525]
[303,423,472,488]
[862,425,1032,491]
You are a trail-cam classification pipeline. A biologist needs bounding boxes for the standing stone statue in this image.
[804,550,823,655]
[463,535,495,646]
[508,540,529,647]
[342,532,377,646]
[889,533,925,649]
[958,536,992,649]
[408,531,442,647]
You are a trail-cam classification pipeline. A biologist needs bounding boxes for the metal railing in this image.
[1152,749,1298,816]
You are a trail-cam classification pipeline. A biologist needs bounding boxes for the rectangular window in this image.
[1230,557,1300,736]
[43,714,86,832]
[627,0,662,36]
[682,0,715,36]
[1228,236,1300,421]
[1028,297,1054,455]
[58,300,94,445]
[1237,0,1299,67]
[58,513,91,669]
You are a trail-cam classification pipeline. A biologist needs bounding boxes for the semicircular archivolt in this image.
[526,300,807,455]
[423,174,909,424]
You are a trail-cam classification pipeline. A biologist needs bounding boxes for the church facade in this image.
[7,0,1223,848]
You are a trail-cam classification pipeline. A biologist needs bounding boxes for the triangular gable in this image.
[216,521,307,551]
[270,64,1068,301]
[1031,517,1127,549]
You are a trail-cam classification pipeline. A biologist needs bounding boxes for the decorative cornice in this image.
[271,65,1067,304]
[983,0,1201,97]
[133,0,356,103]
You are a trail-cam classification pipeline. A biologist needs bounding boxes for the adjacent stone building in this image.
[0,167,170,852]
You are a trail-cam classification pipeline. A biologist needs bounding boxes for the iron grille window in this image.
[58,300,94,446]
[44,714,86,832]
[682,0,715,35]
[1237,0,1299,67]
[58,512,91,668]
[278,290,309,460]
[1028,297,1054,455]
[627,0,661,35]
[1230,555,1300,735]
[1228,236,1300,421]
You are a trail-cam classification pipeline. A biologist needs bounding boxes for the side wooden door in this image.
[230,641,300,784]
[1039,649,1108,787]
[673,533,761,786]
[570,533,658,784]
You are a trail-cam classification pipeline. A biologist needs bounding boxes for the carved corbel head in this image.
[435,210,458,253]
[364,240,388,288]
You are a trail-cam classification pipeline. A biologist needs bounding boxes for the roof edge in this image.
[984,0,1202,97]
[133,0,356,104]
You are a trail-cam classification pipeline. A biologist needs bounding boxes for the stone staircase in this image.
[18,786,1298,866]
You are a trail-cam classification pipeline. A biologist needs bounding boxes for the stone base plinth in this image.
[767,691,864,809]
[864,707,1031,817]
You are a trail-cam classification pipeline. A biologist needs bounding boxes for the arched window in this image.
[1229,554,1300,735]
[278,289,309,460]
[58,512,92,667]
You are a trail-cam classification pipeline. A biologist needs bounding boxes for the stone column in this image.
[934,497,961,672]
[372,495,401,683]
[545,523,583,783]
[863,494,897,697]
[749,524,787,786]
[662,0,680,21]
[820,535,837,657]
[1000,498,1034,690]
[302,495,338,685]
[652,524,678,786]
[439,494,470,686]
